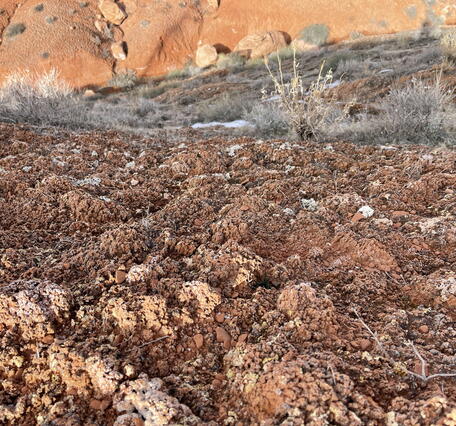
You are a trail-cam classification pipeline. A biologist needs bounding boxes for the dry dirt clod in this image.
[193,333,204,349]
[215,327,232,350]
[115,270,127,284]
[419,325,429,334]
[351,212,365,223]
[215,312,225,323]
[90,398,111,410]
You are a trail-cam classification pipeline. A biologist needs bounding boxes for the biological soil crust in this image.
[0,123,455,424]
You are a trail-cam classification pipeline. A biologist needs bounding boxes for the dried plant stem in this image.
[130,335,170,352]
[353,309,456,382]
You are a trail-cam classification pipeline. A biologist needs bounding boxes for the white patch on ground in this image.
[283,208,295,216]
[326,80,342,89]
[191,120,252,129]
[435,276,456,301]
[379,69,394,74]
[265,95,281,102]
[75,177,101,186]
[301,198,318,211]
[358,205,374,218]
[226,145,243,157]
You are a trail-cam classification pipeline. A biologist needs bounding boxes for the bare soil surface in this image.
[0,123,455,424]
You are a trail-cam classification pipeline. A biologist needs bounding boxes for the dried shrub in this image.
[0,69,89,129]
[440,31,456,65]
[378,74,454,145]
[266,52,351,141]
[242,102,289,138]
[298,24,329,46]
[195,92,249,123]
[108,70,138,89]
[216,53,245,72]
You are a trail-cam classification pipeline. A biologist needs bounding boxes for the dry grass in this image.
[242,102,290,138]
[266,51,351,141]
[378,73,454,145]
[108,70,138,89]
[195,92,250,123]
[0,69,89,129]
[440,31,456,65]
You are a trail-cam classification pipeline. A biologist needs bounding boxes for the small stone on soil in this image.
[418,325,429,334]
[115,270,127,284]
[193,333,204,349]
[216,327,231,349]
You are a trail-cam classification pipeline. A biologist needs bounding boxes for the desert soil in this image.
[0,123,455,424]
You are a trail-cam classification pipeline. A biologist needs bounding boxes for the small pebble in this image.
[115,270,127,284]
[351,212,365,223]
[237,333,248,345]
[89,399,110,410]
[216,327,232,350]
[418,325,429,334]
[215,313,225,323]
[193,333,204,349]
[41,335,54,345]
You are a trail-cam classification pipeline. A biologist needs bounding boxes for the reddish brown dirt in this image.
[0,123,455,424]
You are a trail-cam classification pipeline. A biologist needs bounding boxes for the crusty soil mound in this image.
[0,123,455,424]
[1,0,456,87]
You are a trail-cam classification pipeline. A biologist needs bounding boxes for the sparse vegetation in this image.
[34,4,44,12]
[166,64,200,80]
[440,31,456,65]
[6,23,26,38]
[377,74,454,145]
[0,31,452,146]
[108,70,138,89]
[266,53,351,141]
[216,53,245,72]
[196,92,250,123]
[268,47,295,63]
[298,24,329,46]
[322,49,360,75]
[138,80,180,99]
[0,70,89,129]
[335,57,368,78]
[242,102,289,138]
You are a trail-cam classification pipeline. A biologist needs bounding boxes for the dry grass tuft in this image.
[378,73,454,145]
[266,51,351,141]
[0,69,88,129]
[440,31,456,65]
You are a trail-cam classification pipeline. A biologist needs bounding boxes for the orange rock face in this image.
[0,0,455,87]
[0,0,114,88]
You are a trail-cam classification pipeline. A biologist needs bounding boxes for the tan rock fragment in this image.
[195,44,218,68]
[99,0,126,25]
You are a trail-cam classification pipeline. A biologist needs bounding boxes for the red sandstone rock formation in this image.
[0,0,455,88]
